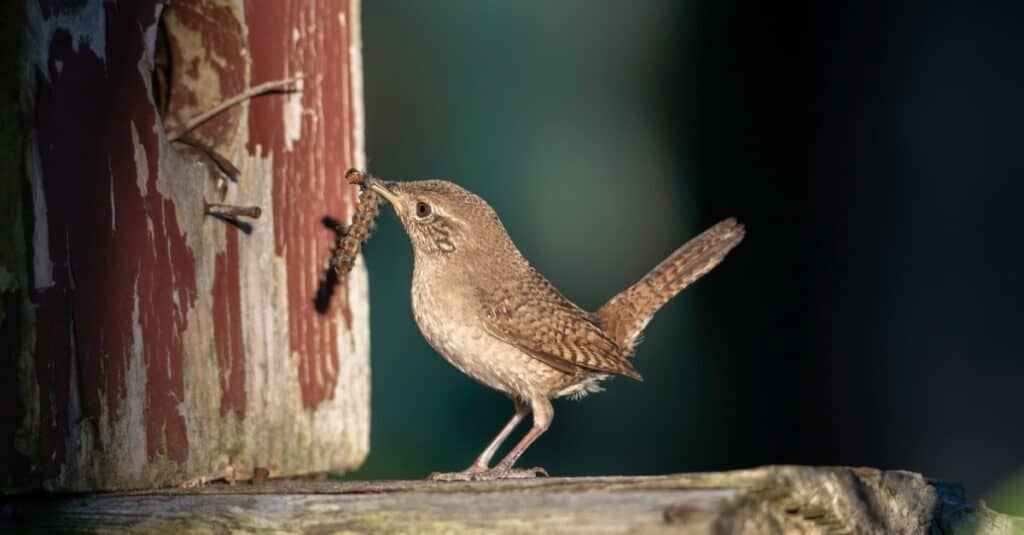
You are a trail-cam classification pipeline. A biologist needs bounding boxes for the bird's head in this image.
[365,176,513,262]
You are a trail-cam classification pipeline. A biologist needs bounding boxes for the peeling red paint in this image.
[212,229,247,418]
[163,2,247,153]
[163,0,250,423]
[246,0,359,409]
[142,195,194,464]
[34,1,194,471]
[16,0,367,491]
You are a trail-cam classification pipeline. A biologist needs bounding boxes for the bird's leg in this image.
[429,399,552,482]
[428,402,529,481]
[489,398,552,479]
[471,401,530,470]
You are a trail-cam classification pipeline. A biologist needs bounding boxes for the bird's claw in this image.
[503,466,548,479]
[428,466,549,482]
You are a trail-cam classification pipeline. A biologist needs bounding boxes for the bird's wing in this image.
[478,269,642,381]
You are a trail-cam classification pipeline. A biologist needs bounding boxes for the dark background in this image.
[352,0,1024,513]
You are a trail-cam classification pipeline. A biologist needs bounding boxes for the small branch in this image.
[173,134,241,182]
[168,75,304,141]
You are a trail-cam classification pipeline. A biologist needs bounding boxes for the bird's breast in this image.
[410,274,489,374]
[409,271,567,399]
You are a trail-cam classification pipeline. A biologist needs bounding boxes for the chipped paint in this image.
[160,2,245,146]
[212,227,247,418]
[12,0,369,491]
[320,254,371,466]
[26,132,53,289]
[249,0,367,411]
[131,122,149,197]
[143,4,163,67]
[282,78,304,152]
[124,279,149,477]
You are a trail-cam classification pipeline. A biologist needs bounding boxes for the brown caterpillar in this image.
[330,168,381,280]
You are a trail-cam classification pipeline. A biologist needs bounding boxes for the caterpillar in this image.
[330,168,381,281]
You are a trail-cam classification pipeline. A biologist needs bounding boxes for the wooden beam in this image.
[4,467,1021,533]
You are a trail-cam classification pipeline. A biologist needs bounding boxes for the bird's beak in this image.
[366,176,403,211]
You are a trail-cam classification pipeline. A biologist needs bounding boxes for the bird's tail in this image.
[596,218,745,353]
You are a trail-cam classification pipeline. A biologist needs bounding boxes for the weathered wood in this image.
[3,467,1021,533]
[2,0,369,491]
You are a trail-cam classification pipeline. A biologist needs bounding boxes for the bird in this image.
[360,172,744,481]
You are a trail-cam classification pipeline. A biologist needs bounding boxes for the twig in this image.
[173,133,241,182]
[168,75,304,141]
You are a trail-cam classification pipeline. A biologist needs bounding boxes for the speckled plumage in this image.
[365,174,744,481]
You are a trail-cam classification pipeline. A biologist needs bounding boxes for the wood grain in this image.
[5,467,1020,533]
[4,0,369,492]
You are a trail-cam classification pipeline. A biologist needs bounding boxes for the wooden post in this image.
[1,0,369,491]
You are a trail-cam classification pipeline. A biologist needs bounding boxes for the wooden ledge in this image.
[3,466,1021,533]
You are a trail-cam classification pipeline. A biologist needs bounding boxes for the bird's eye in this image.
[415,201,432,218]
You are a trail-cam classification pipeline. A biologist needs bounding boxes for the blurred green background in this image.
[355,0,724,479]
[347,0,1024,516]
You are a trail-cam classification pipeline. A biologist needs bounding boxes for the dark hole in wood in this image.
[149,3,242,195]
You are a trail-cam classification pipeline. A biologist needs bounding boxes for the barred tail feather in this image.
[597,218,745,353]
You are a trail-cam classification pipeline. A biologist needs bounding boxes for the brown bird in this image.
[364,174,744,481]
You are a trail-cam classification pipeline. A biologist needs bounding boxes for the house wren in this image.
[360,171,744,481]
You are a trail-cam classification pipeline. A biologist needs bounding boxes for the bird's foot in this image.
[428,465,548,482]
[498,466,549,479]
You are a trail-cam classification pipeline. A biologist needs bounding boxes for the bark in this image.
[4,467,1022,534]
[1,0,369,492]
